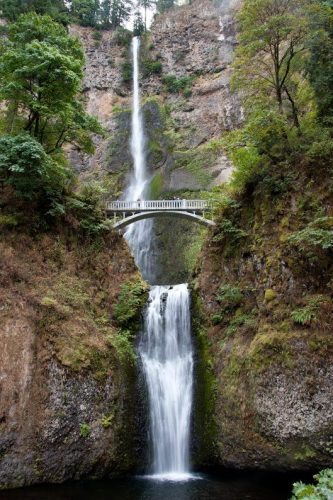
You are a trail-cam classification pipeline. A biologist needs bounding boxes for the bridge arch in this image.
[112,210,215,229]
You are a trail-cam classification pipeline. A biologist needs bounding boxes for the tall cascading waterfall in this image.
[125,37,194,480]
[125,36,155,280]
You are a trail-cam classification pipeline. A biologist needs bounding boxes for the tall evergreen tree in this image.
[137,0,155,29]
[110,0,132,28]
[100,0,112,27]
[71,0,100,27]
[156,0,174,13]
[307,0,333,124]
[133,9,145,35]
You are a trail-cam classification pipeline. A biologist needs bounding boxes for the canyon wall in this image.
[0,225,147,489]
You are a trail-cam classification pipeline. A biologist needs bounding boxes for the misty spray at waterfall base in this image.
[124,37,195,480]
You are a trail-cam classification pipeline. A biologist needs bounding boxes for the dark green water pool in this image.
[0,471,305,500]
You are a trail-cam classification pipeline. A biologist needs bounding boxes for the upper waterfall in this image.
[125,37,155,282]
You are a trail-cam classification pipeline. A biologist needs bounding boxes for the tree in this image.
[156,0,174,14]
[133,10,145,35]
[0,13,102,153]
[109,0,132,28]
[306,1,333,124]
[0,0,69,23]
[233,0,312,129]
[71,0,100,27]
[137,0,155,30]
[100,0,112,27]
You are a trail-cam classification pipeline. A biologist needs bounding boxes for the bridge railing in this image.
[106,200,213,212]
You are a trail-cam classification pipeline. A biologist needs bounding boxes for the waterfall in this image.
[125,37,154,281]
[125,37,194,480]
[139,285,194,480]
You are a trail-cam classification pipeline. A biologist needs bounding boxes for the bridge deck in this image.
[106,200,213,213]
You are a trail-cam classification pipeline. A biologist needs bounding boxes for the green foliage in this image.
[142,59,163,78]
[0,134,71,202]
[233,0,310,128]
[156,0,175,13]
[108,329,137,364]
[113,27,132,47]
[0,214,18,227]
[307,2,333,125]
[0,14,102,153]
[291,295,326,326]
[162,74,194,95]
[100,414,114,428]
[213,217,248,244]
[291,468,333,499]
[226,0,333,197]
[79,423,91,438]
[223,108,290,193]
[288,217,333,253]
[0,0,69,23]
[121,61,132,82]
[216,284,244,310]
[71,0,99,27]
[113,279,148,327]
[65,182,112,236]
[133,10,145,36]
[92,29,103,41]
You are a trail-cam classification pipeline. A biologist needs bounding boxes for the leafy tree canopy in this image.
[0,13,102,153]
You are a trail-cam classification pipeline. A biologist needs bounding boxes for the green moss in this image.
[148,172,164,198]
[191,291,218,466]
[265,289,277,302]
[247,330,295,372]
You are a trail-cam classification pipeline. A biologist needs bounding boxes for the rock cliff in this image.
[193,165,333,471]
[0,225,147,489]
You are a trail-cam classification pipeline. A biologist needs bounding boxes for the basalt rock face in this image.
[193,173,333,471]
[0,229,146,489]
[68,0,243,191]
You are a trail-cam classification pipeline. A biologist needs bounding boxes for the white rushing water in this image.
[125,37,194,481]
[139,285,194,480]
[125,37,154,280]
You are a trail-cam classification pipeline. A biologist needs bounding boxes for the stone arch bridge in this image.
[106,200,215,229]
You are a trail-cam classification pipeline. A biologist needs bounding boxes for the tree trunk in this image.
[284,85,300,130]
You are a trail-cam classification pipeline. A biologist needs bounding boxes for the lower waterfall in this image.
[139,284,194,480]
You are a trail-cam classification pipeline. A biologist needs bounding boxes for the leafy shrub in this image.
[113,279,148,326]
[162,74,193,95]
[212,218,248,244]
[291,295,326,326]
[113,27,132,47]
[79,423,91,438]
[288,217,333,253]
[122,61,132,82]
[291,468,333,499]
[142,60,162,77]
[92,30,103,41]
[0,134,71,202]
[65,182,112,236]
[216,285,243,310]
[183,88,192,98]
[101,414,114,428]
[108,329,137,364]
[0,214,18,227]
